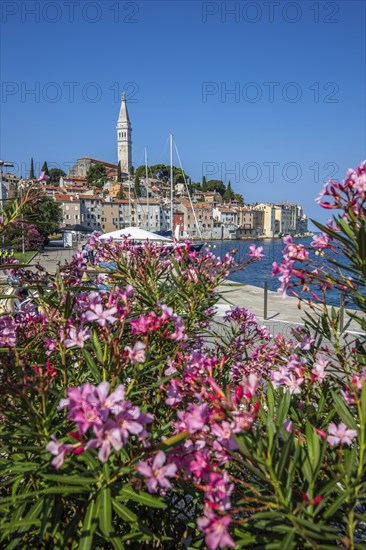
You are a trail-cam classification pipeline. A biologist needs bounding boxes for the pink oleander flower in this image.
[46,436,74,469]
[0,315,17,347]
[130,311,162,334]
[284,419,293,433]
[311,232,330,250]
[115,402,152,443]
[249,244,264,260]
[87,420,123,462]
[125,341,146,364]
[327,422,357,446]
[64,326,90,348]
[166,378,183,406]
[137,451,177,493]
[312,354,328,382]
[177,403,210,434]
[197,507,235,550]
[84,303,118,327]
[168,316,187,341]
[205,471,234,511]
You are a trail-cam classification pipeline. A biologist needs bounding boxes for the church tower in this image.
[116,92,132,173]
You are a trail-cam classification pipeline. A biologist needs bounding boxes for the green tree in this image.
[24,191,63,242]
[223,181,234,203]
[117,184,125,199]
[207,179,226,196]
[135,165,146,180]
[117,161,122,182]
[134,173,142,198]
[86,163,108,188]
[202,176,207,192]
[41,161,49,176]
[129,165,135,177]
[150,164,170,181]
[29,157,35,179]
[233,193,244,204]
[49,168,66,185]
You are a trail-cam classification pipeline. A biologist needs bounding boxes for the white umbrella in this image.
[100,227,172,242]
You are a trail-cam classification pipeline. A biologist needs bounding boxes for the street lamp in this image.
[0,160,15,249]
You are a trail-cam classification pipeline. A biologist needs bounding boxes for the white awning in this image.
[100,227,172,242]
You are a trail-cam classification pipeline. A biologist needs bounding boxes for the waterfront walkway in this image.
[216,281,365,338]
[13,246,366,339]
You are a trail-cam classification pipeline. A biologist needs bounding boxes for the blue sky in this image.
[1,0,365,224]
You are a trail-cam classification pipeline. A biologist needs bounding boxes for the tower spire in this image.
[117,94,132,173]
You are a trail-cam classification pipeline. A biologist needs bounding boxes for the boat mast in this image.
[128,174,131,227]
[170,133,174,235]
[145,147,149,231]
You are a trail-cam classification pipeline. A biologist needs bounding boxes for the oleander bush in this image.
[0,162,365,550]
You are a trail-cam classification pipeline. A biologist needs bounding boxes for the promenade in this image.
[6,245,364,340]
[216,281,366,339]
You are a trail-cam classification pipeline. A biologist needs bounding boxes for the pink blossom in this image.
[197,507,235,550]
[284,420,293,433]
[64,326,90,348]
[249,244,264,260]
[177,403,210,434]
[114,402,148,442]
[205,471,234,511]
[0,315,17,347]
[84,304,118,327]
[87,420,123,462]
[168,317,187,341]
[327,423,357,446]
[46,437,73,469]
[312,354,328,382]
[125,341,146,364]
[311,233,330,250]
[137,451,177,493]
[286,244,309,261]
[130,311,162,334]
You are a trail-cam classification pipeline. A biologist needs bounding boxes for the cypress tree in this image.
[202,176,207,192]
[117,161,122,182]
[30,157,35,179]
[41,161,49,176]
[223,181,233,203]
[134,174,142,198]
[129,165,135,176]
[117,184,125,199]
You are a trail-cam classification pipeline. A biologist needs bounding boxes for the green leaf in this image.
[79,498,99,548]
[118,486,166,509]
[42,474,98,485]
[281,528,296,550]
[92,329,104,363]
[157,430,189,450]
[267,382,275,418]
[306,422,320,470]
[81,349,100,382]
[112,500,138,523]
[331,391,358,430]
[275,390,291,428]
[99,487,112,537]
[323,491,349,519]
[277,432,294,483]
[361,380,366,424]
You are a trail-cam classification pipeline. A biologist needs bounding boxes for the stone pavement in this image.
[20,247,366,339]
[29,246,77,273]
[215,281,366,339]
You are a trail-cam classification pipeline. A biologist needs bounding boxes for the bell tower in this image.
[117,92,132,173]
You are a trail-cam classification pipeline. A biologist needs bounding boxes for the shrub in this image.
[0,163,365,549]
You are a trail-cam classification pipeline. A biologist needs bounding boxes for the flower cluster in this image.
[47,382,153,467]
[130,302,186,342]
[0,314,17,347]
